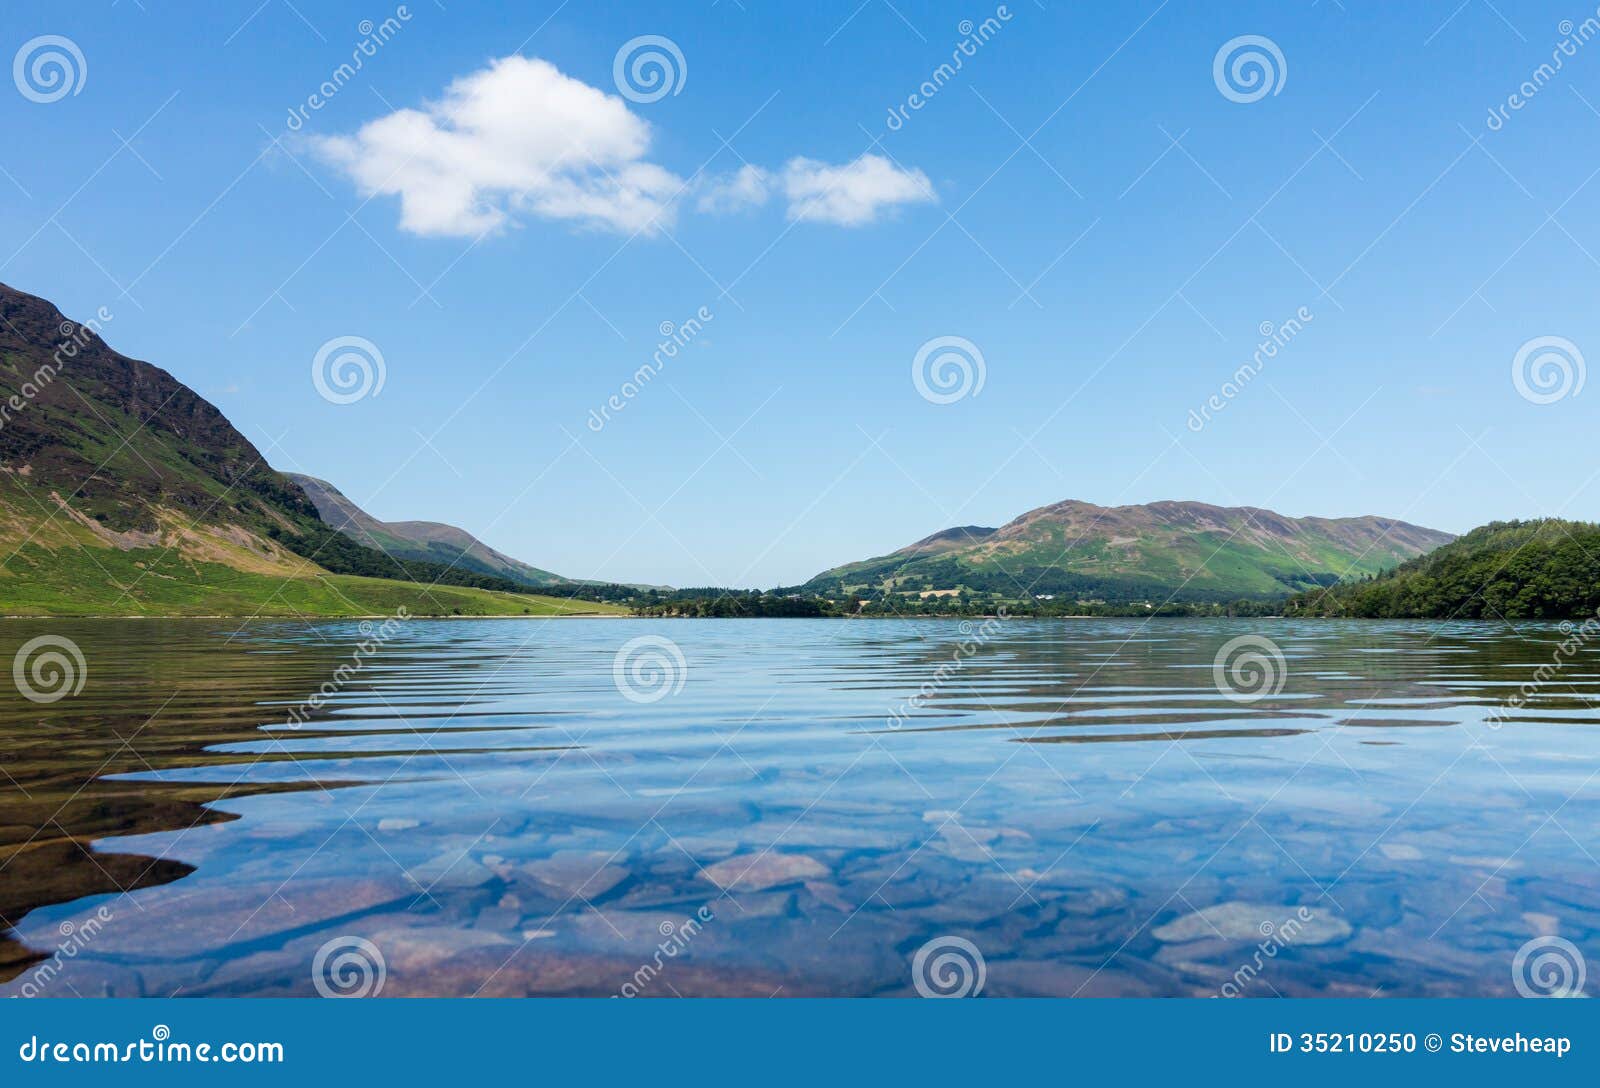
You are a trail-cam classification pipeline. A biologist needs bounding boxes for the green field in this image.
[0,542,626,618]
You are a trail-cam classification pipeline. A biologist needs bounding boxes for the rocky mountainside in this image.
[287,473,568,587]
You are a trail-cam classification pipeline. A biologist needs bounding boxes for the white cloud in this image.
[781,154,935,226]
[309,56,683,237]
[310,56,937,238]
[695,164,770,214]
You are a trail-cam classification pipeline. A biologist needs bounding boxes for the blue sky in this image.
[4,0,1597,586]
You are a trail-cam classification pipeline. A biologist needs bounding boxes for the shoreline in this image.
[0,613,1550,623]
[0,611,630,621]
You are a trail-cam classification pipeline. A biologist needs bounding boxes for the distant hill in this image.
[286,473,568,587]
[0,282,620,617]
[801,499,1455,604]
[1284,518,1600,619]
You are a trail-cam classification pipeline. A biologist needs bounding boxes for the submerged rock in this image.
[701,853,827,892]
[364,924,516,973]
[405,850,495,890]
[1378,843,1423,861]
[1152,902,1351,946]
[519,853,629,901]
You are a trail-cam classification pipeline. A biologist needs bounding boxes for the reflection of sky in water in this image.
[2,617,1597,997]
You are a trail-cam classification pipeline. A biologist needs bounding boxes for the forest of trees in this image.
[1284,519,1600,619]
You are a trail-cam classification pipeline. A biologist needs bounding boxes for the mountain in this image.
[0,282,620,616]
[1284,518,1600,619]
[286,473,567,587]
[800,499,1455,604]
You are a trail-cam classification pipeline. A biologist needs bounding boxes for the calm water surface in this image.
[2,617,1596,997]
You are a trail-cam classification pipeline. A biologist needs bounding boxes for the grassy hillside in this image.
[0,496,623,617]
[0,542,619,617]
[1284,519,1600,620]
[801,499,1454,605]
[0,282,625,617]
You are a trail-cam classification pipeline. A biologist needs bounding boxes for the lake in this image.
[1,617,1595,997]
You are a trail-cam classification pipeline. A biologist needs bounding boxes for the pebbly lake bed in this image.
[1,617,1596,997]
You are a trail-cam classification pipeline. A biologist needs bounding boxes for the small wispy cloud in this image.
[780,154,935,226]
[695,164,770,214]
[697,155,937,226]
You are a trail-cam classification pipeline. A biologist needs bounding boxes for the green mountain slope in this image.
[801,499,1455,604]
[286,473,568,587]
[1284,518,1600,619]
[0,282,620,617]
